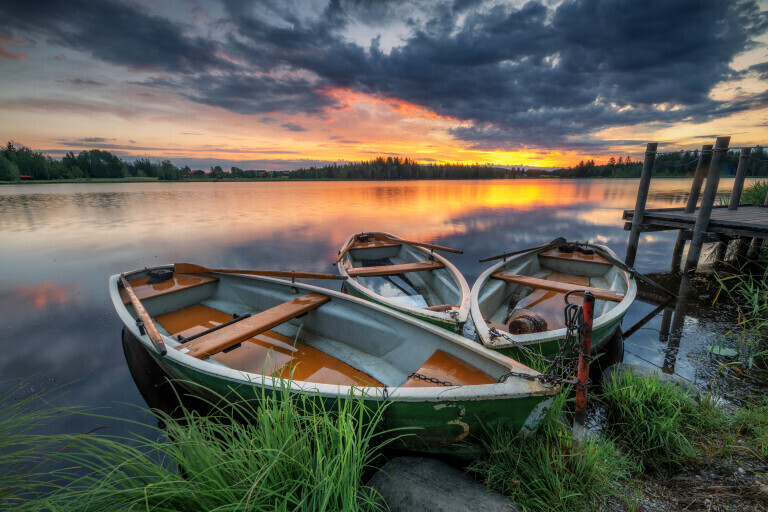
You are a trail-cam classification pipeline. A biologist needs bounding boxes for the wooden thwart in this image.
[491,272,625,302]
[179,293,329,359]
[347,260,444,277]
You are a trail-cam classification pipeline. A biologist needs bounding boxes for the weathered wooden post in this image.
[573,291,595,448]
[670,144,713,272]
[729,148,752,209]
[625,142,658,267]
[683,136,730,274]
[716,148,752,263]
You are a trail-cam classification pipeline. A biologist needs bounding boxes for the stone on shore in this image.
[367,456,520,512]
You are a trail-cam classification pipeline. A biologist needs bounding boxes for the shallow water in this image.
[0,178,757,435]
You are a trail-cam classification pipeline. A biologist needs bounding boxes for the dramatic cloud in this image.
[2,0,767,152]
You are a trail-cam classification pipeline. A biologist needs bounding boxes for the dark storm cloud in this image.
[5,0,767,149]
[281,123,308,132]
[0,0,229,73]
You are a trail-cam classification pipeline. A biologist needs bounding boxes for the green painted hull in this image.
[345,285,463,334]
[495,316,622,362]
[154,348,552,458]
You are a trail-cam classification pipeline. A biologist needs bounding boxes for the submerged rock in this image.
[367,456,520,511]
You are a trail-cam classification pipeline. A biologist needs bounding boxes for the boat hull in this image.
[112,268,557,456]
[337,232,470,332]
[471,242,636,360]
[135,336,553,457]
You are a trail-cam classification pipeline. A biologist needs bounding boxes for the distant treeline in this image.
[290,157,522,179]
[2,141,767,182]
[554,147,768,178]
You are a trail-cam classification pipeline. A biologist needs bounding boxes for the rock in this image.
[367,456,520,512]
[601,363,701,398]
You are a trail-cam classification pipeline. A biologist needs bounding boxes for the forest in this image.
[1,142,766,182]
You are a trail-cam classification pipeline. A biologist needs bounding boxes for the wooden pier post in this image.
[729,148,752,209]
[625,142,658,268]
[683,137,730,274]
[670,145,713,272]
[573,291,595,448]
[717,148,752,263]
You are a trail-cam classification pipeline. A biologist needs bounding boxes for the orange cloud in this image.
[13,281,75,309]
[0,39,27,60]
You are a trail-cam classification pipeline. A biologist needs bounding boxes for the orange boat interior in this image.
[123,272,495,388]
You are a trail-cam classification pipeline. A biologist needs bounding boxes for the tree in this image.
[0,154,20,181]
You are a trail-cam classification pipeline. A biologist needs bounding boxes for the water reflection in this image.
[0,178,755,434]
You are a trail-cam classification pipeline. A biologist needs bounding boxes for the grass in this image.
[740,179,768,204]
[600,369,727,469]
[469,391,640,512]
[2,379,397,511]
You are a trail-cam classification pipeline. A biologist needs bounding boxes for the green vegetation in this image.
[470,391,640,512]
[3,381,396,511]
[600,371,724,469]
[556,147,768,178]
[291,156,522,180]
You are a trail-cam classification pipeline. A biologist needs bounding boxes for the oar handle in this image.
[479,238,566,262]
[120,274,167,356]
[385,236,463,254]
[175,263,347,280]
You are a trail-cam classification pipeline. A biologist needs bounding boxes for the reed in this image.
[714,261,768,367]
[16,380,396,511]
[470,391,639,512]
[600,370,726,470]
[740,179,768,205]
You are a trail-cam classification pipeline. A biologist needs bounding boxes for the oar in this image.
[585,245,677,299]
[479,237,567,263]
[335,236,357,264]
[383,236,464,254]
[120,274,167,356]
[175,263,347,280]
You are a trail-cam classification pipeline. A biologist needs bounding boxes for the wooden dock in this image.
[623,205,768,239]
[624,137,768,274]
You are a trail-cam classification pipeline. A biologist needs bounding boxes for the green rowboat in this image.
[110,265,558,455]
[471,242,636,360]
[336,232,470,332]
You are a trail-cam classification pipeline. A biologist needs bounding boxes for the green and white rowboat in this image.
[110,264,558,455]
[471,242,636,360]
[336,232,470,332]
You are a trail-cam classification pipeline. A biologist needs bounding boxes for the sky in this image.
[1,0,767,170]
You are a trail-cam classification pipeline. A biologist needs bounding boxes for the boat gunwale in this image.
[110,268,556,403]
[336,232,471,326]
[470,242,637,349]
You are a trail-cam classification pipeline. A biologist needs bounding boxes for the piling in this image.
[683,136,730,274]
[670,145,713,272]
[625,143,658,268]
[572,291,595,447]
[718,148,753,263]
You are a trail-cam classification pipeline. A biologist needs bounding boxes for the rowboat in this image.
[471,242,636,360]
[110,264,559,455]
[336,232,470,332]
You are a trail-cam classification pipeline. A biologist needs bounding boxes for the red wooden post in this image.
[573,291,595,447]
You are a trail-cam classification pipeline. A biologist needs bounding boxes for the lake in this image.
[0,178,753,436]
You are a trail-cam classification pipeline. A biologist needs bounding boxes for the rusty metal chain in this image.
[409,372,455,387]
[495,298,585,387]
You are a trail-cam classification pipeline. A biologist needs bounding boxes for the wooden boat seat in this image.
[491,272,625,302]
[347,260,444,277]
[538,248,611,266]
[120,273,218,305]
[351,239,402,250]
[178,293,329,359]
[158,304,381,386]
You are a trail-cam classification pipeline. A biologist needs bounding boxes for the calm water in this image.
[0,178,753,435]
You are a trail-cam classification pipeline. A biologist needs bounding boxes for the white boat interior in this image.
[342,232,463,312]
[477,247,629,334]
[118,269,508,389]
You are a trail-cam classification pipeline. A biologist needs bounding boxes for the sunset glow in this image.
[1,0,766,170]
